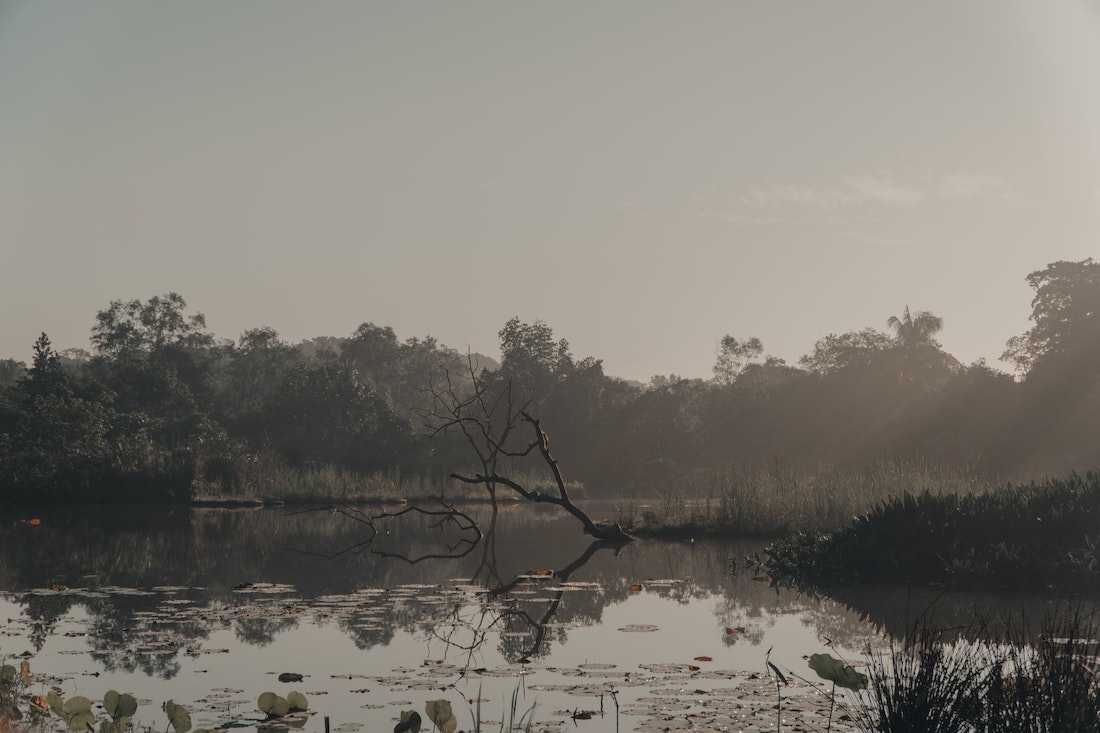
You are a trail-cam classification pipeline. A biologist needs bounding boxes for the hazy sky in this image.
[2,1,1098,380]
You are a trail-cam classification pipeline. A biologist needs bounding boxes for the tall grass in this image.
[849,611,1100,732]
[194,449,583,504]
[763,472,1100,589]
[627,460,995,537]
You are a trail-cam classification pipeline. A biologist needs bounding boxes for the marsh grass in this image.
[847,610,1100,732]
[762,472,1100,589]
[627,460,995,537]
[194,449,582,504]
[468,684,536,733]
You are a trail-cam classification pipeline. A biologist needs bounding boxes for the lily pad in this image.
[808,653,868,691]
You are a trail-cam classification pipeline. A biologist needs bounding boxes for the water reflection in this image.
[0,504,1084,732]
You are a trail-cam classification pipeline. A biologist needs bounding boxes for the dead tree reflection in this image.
[430,530,629,671]
[287,502,482,565]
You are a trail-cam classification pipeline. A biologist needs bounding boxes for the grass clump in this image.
[626,460,993,538]
[849,612,1100,732]
[761,472,1100,590]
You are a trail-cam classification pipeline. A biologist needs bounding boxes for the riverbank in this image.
[620,461,997,539]
[758,472,1100,591]
[189,493,523,508]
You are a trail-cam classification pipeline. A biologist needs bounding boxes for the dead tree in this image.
[286,502,482,564]
[426,356,631,542]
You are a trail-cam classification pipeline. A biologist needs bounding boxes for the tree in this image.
[713,335,764,385]
[0,333,116,499]
[220,327,299,427]
[263,360,413,471]
[429,359,631,541]
[0,359,26,390]
[799,329,893,374]
[498,317,572,399]
[24,333,69,400]
[1002,258,1100,374]
[92,292,211,357]
[887,306,944,349]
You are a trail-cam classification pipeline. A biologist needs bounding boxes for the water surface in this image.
[0,504,1070,732]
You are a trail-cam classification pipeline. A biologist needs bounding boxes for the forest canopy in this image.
[2,257,1100,503]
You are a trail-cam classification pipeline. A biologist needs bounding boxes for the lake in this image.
[0,504,1074,733]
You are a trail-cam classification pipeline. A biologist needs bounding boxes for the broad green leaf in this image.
[808,653,868,691]
[103,691,120,719]
[117,694,138,718]
[286,691,308,712]
[67,710,97,731]
[164,700,192,733]
[47,690,65,716]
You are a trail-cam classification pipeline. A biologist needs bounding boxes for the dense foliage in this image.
[762,472,1100,590]
[3,257,1100,503]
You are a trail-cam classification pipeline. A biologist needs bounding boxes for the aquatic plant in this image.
[163,700,192,733]
[761,472,1100,589]
[847,611,1100,732]
[100,690,138,733]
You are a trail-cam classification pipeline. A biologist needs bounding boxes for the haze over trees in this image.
[2,257,1100,503]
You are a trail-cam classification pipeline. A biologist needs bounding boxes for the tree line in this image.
[2,258,1099,503]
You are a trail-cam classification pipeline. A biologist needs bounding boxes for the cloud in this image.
[937,173,1010,200]
[735,172,1010,212]
[738,175,924,210]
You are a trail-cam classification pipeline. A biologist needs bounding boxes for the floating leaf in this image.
[286,691,308,712]
[617,624,659,633]
[63,697,93,716]
[257,692,278,714]
[257,692,289,717]
[47,689,65,716]
[104,692,120,719]
[103,692,136,720]
[116,695,138,719]
[808,653,868,691]
[424,699,457,733]
[67,710,96,731]
[163,700,192,733]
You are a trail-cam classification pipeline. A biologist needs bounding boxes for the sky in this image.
[2,1,1099,381]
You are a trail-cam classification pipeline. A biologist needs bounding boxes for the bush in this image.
[762,473,1100,590]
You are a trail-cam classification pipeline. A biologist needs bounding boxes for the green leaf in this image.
[64,697,93,716]
[808,653,868,691]
[164,700,192,733]
[286,691,308,712]
[257,692,289,717]
[66,710,97,731]
[47,690,65,717]
[117,694,138,719]
[103,691,120,719]
[424,700,457,733]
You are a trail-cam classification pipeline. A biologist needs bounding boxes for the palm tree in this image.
[887,306,944,349]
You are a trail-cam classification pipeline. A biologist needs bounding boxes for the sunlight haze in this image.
[2,0,1098,379]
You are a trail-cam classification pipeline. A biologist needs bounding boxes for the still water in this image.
[0,504,1070,732]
